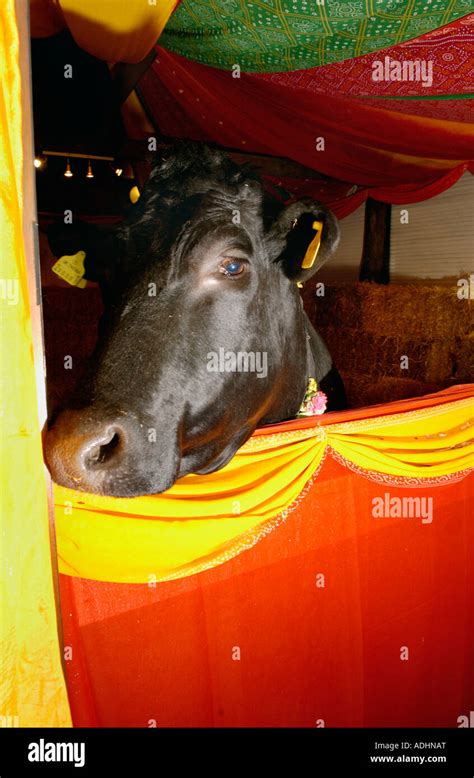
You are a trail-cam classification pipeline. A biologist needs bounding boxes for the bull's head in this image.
[44,142,342,496]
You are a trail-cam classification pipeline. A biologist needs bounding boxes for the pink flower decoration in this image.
[299,390,327,416]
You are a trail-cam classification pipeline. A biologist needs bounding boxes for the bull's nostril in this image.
[84,431,121,469]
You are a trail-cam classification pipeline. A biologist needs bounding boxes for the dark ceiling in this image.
[31,29,143,217]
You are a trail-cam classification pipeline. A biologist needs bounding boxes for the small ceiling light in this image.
[34,155,46,169]
[86,159,94,179]
[129,185,140,204]
[64,158,73,178]
[115,167,123,177]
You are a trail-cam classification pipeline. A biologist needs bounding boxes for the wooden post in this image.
[359,198,391,283]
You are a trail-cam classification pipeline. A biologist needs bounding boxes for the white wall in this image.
[318,172,474,283]
[390,172,474,281]
[318,205,364,283]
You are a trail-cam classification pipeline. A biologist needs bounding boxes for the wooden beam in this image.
[359,198,391,284]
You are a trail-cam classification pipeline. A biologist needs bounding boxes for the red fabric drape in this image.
[261,164,471,218]
[59,455,473,727]
[58,387,474,727]
[263,15,474,101]
[354,97,474,124]
[139,48,473,216]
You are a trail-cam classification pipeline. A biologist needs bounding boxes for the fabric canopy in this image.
[29,0,179,63]
[160,0,471,71]
[29,0,474,213]
[261,15,474,100]
[55,385,474,585]
[260,164,471,218]
[138,47,474,216]
[137,7,474,214]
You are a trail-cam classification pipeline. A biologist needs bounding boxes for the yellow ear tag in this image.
[52,250,87,288]
[301,220,323,270]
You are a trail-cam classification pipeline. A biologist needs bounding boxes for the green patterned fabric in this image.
[160,0,472,72]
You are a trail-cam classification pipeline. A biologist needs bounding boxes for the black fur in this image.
[45,141,345,497]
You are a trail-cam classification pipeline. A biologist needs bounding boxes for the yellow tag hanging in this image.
[52,250,87,288]
[301,220,323,270]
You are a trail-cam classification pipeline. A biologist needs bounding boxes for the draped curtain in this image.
[0,0,71,727]
[29,0,180,62]
[57,385,474,727]
[55,386,474,584]
[138,4,474,214]
[159,0,472,72]
[139,46,474,217]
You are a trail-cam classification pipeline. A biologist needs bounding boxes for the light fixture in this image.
[34,155,46,169]
[115,167,123,177]
[86,159,94,179]
[64,158,73,178]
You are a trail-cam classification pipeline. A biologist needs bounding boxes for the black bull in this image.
[44,142,346,496]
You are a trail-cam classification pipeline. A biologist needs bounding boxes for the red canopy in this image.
[139,44,473,217]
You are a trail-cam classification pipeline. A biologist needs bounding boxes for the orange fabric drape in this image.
[54,385,474,585]
[57,388,474,725]
[54,386,473,726]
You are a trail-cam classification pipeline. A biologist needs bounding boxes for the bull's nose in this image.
[44,409,127,491]
[80,426,122,468]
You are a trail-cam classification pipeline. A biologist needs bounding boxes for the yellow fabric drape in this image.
[55,394,474,585]
[0,1,71,727]
[30,0,179,63]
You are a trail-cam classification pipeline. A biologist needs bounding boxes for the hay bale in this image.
[303,284,363,330]
[318,326,436,381]
[356,283,471,340]
[305,282,472,340]
[303,280,472,405]
[341,373,442,408]
[453,333,474,382]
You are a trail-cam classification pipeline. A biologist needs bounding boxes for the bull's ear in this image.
[266,200,340,283]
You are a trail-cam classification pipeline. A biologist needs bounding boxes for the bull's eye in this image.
[219,257,246,277]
